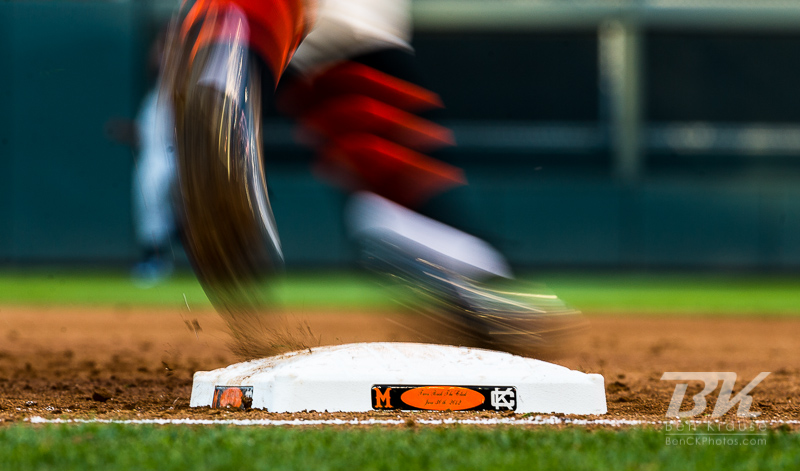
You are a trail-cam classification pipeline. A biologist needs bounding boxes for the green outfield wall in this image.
[4,1,800,270]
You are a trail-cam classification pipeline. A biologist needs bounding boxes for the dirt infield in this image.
[1,306,799,426]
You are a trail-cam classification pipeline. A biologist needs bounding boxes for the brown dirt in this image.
[1,306,799,427]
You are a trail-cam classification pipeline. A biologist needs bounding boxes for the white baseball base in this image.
[190,342,607,415]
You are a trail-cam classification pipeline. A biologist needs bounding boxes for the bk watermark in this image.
[660,372,770,446]
[660,372,770,418]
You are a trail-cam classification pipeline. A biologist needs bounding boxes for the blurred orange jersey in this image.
[176,0,462,207]
[180,0,313,80]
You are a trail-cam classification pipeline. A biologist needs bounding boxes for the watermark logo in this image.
[660,372,770,418]
[663,422,769,447]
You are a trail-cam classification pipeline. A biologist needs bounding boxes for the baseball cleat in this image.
[348,192,583,358]
[361,236,583,358]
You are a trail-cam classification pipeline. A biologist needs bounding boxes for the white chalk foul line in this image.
[25,416,800,427]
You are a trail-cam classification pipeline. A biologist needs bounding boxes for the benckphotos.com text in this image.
[665,436,767,446]
[664,422,768,446]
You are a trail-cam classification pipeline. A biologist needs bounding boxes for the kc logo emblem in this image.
[490,387,516,410]
[660,372,770,418]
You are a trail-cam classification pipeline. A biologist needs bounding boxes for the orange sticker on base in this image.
[372,385,516,411]
[401,386,485,411]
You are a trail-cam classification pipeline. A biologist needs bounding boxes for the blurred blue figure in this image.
[127,31,178,287]
[130,83,177,287]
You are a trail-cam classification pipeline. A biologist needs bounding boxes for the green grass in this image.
[0,271,389,310]
[542,272,800,315]
[1,270,800,316]
[1,424,797,471]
